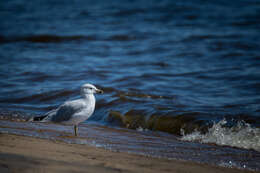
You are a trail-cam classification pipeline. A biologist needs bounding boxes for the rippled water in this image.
[1,0,260,171]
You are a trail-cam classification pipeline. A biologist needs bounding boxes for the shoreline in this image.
[0,133,252,173]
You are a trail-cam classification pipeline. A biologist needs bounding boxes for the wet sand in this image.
[0,133,252,173]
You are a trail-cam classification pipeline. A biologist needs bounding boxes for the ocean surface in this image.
[0,0,260,171]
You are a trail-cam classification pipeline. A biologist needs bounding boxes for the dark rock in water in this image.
[148,114,195,135]
[107,110,147,130]
[124,110,146,129]
[107,110,207,136]
[107,111,125,127]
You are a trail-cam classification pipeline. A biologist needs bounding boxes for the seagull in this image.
[31,83,103,136]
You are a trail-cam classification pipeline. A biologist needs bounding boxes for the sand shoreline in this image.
[0,133,252,173]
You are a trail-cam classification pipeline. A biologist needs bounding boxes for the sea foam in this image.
[181,119,260,151]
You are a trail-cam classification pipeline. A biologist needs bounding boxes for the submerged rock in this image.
[107,110,206,136]
[107,111,125,127]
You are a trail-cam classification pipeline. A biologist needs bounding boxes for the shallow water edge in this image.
[0,118,259,171]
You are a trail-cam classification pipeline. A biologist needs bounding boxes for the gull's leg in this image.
[74,125,78,136]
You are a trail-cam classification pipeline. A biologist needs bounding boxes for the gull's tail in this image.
[28,110,56,122]
[28,115,48,122]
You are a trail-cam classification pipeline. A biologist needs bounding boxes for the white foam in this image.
[136,126,148,132]
[218,160,247,170]
[181,119,260,151]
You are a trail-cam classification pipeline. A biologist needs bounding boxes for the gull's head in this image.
[81,83,103,96]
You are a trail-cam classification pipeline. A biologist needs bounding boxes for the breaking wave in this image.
[107,110,206,135]
[181,119,260,152]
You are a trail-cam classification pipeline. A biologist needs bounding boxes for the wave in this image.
[0,34,97,43]
[0,110,32,121]
[105,34,137,41]
[107,111,260,152]
[107,110,206,135]
[0,89,76,104]
[0,33,143,44]
[181,34,242,42]
[2,107,260,153]
[181,119,260,152]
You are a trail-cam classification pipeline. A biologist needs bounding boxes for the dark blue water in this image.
[0,0,260,170]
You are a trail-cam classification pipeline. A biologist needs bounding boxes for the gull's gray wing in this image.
[51,102,82,123]
[40,109,58,122]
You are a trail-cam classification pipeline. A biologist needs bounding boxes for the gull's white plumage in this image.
[35,83,103,136]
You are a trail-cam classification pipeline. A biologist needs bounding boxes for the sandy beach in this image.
[0,133,252,173]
